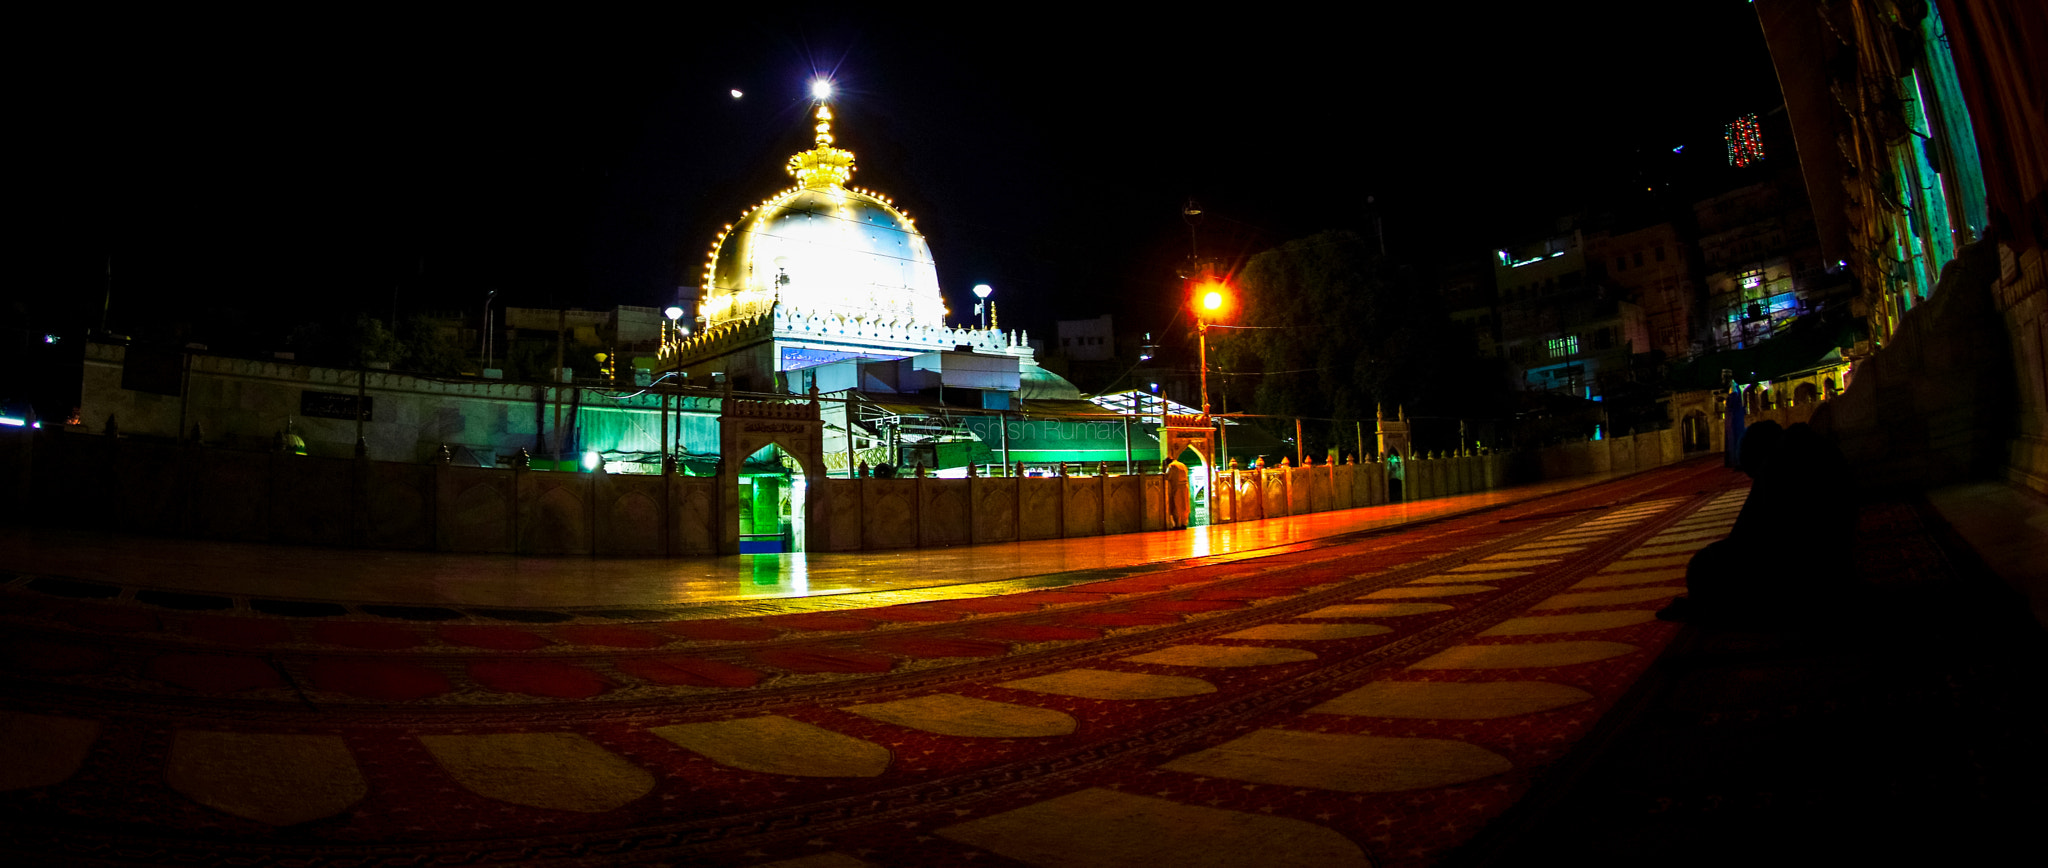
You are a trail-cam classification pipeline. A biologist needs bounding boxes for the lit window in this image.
[1725,113,1765,167]
[1547,335,1579,358]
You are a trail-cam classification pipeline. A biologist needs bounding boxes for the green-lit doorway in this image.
[1175,445,1210,528]
[738,444,807,554]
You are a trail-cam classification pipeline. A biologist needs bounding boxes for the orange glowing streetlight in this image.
[1191,278,1233,420]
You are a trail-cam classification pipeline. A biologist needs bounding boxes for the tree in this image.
[348,315,403,367]
[394,313,469,376]
[1217,230,1501,457]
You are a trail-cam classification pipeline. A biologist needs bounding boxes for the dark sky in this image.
[27,4,1784,347]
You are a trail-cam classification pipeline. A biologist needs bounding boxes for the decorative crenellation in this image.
[664,311,777,363]
[771,304,1028,354]
[725,399,821,421]
[665,302,1031,366]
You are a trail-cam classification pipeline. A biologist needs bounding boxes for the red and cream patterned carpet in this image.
[3,461,2040,866]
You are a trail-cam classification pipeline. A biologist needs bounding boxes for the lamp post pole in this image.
[973,284,992,332]
[1195,281,1228,524]
[481,290,497,371]
[662,306,685,474]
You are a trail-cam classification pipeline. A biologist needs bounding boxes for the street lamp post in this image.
[1194,280,1230,524]
[973,284,992,331]
[1197,283,1226,419]
[662,306,684,476]
[481,290,497,372]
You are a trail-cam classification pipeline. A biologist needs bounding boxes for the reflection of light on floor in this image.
[1188,526,1212,558]
[787,554,809,595]
[742,554,809,594]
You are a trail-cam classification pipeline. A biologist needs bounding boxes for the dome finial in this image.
[788,88,855,189]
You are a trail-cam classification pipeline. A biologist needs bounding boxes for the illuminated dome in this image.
[698,103,946,330]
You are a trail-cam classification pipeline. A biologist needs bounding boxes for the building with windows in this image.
[1588,222,1700,358]
[1436,257,1500,360]
[1690,167,1844,351]
[1494,230,1648,398]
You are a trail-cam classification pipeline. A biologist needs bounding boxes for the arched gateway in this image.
[1158,413,1215,527]
[718,400,827,555]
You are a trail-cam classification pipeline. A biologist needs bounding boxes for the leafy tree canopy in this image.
[1214,230,1505,456]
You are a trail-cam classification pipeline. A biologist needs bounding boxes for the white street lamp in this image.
[972,284,992,331]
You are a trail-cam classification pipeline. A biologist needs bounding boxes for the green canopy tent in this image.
[960,414,1161,467]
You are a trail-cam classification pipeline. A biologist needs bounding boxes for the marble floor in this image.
[0,472,1637,611]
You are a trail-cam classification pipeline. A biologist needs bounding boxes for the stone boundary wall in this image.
[77,342,722,466]
[0,424,1708,557]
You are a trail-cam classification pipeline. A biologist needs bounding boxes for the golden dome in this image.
[697,102,945,331]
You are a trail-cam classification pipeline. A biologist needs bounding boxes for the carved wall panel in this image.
[1018,478,1061,540]
[1639,432,1666,469]
[863,479,916,550]
[116,442,181,535]
[364,462,431,550]
[673,478,716,555]
[1140,475,1167,530]
[1582,440,1608,475]
[440,467,513,553]
[192,449,270,542]
[822,478,862,551]
[922,481,970,547]
[523,475,590,555]
[1261,469,1288,517]
[972,478,1018,543]
[271,455,352,547]
[1103,476,1142,535]
[598,474,663,556]
[1306,466,1332,513]
[1062,477,1101,537]
[1235,472,1264,521]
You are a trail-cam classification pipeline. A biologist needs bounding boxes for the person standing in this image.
[1165,459,1191,529]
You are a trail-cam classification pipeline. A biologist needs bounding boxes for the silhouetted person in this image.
[1660,421,1856,628]
[1164,459,1191,529]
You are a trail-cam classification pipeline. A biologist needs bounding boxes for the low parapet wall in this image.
[0,425,1710,557]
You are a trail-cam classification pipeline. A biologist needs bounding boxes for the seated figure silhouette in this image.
[1660,421,1854,627]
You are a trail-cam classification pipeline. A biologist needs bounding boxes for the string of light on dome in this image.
[685,84,962,331]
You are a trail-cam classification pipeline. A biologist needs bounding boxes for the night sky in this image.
[25,4,1783,351]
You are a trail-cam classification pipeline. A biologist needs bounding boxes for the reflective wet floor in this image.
[0,472,1635,611]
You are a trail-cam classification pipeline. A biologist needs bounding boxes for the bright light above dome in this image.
[810,79,833,100]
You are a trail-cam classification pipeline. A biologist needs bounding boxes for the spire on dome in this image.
[788,101,856,189]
